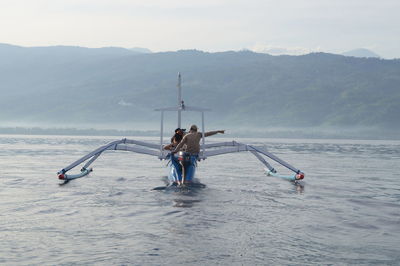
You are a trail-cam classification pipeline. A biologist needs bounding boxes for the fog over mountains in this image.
[0,43,399,137]
[342,48,381,58]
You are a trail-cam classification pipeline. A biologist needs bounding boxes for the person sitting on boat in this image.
[171,125,224,183]
[163,128,185,151]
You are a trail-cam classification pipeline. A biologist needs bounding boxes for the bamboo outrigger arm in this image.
[57,139,304,182]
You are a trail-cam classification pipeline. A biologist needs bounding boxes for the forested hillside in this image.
[1,43,399,132]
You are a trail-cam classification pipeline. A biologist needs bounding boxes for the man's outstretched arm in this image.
[204,130,225,137]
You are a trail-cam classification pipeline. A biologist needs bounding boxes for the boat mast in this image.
[177,72,182,128]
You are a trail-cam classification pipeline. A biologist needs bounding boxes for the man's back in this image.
[173,126,225,155]
[179,132,202,154]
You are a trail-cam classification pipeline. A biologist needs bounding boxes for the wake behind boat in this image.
[57,73,305,185]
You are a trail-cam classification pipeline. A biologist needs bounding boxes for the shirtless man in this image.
[172,125,225,155]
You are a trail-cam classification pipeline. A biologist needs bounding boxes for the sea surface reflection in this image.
[0,135,399,265]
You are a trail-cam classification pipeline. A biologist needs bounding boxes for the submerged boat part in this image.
[58,168,93,181]
[266,170,305,181]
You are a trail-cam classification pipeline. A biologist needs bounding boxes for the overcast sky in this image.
[1,0,399,58]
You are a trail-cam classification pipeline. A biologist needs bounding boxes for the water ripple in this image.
[0,136,399,264]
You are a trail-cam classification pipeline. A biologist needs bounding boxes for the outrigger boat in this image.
[57,74,305,185]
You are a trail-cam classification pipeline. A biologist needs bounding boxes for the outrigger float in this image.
[57,74,305,185]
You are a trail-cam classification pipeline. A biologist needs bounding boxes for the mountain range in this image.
[342,48,380,58]
[0,43,399,136]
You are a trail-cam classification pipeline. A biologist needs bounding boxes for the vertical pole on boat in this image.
[201,111,205,159]
[177,72,182,128]
[160,111,164,154]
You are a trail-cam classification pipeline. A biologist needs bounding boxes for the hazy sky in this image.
[1,0,399,58]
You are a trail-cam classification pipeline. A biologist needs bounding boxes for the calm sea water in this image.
[0,135,399,265]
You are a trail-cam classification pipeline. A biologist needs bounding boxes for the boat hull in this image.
[168,154,197,183]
